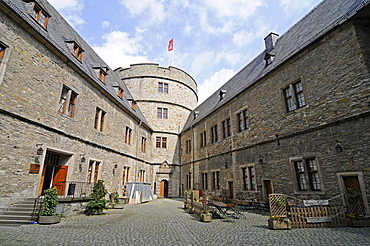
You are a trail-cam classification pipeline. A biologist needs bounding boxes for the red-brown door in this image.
[53,166,68,195]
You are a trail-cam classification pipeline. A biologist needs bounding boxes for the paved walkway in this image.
[0,198,370,246]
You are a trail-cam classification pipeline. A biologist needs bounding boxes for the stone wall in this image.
[180,20,370,206]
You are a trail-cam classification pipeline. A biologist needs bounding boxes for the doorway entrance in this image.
[263,180,273,200]
[228,181,234,200]
[160,180,169,197]
[39,152,68,196]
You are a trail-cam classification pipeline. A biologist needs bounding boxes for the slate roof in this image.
[182,0,370,131]
[1,0,151,129]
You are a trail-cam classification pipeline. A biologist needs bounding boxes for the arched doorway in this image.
[160,180,169,197]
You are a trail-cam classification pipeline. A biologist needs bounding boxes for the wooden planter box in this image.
[347,218,370,227]
[268,219,291,230]
[38,215,61,224]
[201,214,212,222]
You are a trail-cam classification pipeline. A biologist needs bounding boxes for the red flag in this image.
[168,39,173,51]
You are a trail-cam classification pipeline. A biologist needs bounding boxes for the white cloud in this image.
[101,21,111,29]
[279,0,313,17]
[92,31,149,69]
[215,52,241,67]
[233,20,270,47]
[48,0,80,9]
[119,0,165,24]
[190,51,214,77]
[198,68,236,104]
[204,0,263,19]
[49,0,85,27]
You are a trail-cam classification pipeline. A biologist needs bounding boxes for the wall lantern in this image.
[80,154,86,163]
[259,158,264,165]
[36,143,43,155]
[335,141,343,153]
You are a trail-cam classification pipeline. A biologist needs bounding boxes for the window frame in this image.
[201,172,208,190]
[157,107,168,119]
[58,85,78,118]
[156,136,167,149]
[0,43,6,60]
[200,131,207,148]
[210,124,218,143]
[125,126,132,145]
[212,171,220,190]
[185,139,191,154]
[237,109,249,132]
[122,166,130,185]
[94,107,106,132]
[99,68,108,84]
[158,82,169,93]
[290,157,323,194]
[282,80,307,113]
[241,165,256,191]
[222,118,231,138]
[141,136,147,152]
[87,160,101,184]
[30,2,50,28]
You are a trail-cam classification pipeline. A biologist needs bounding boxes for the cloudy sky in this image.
[48,0,323,105]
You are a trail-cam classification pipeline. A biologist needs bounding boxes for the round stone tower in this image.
[115,63,197,197]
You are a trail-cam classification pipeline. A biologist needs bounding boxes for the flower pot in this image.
[268,219,291,230]
[38,215,61,224]
[201,214,212,222]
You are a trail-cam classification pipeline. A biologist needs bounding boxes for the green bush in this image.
[40,187,59,216]
[87,180,108,215]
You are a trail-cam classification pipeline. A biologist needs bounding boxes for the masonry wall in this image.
[0,6,153,210]
[180,19,370,208]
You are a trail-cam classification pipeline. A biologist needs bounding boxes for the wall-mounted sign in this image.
[306,217,332,223]
[29,164,40,174]
[303,200,329,207]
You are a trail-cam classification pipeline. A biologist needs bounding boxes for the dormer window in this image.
[0,43,6,60]
[131,100,137,111]
[219,90,227,100]
[117,87,124,99]
[99,68,108,84]
[30,3,49,28]
[265,53,275,66]
[72,42,83,61]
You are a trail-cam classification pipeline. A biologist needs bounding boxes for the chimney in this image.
[264,33,279,53]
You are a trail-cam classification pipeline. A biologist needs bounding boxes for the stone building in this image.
[0,0,369,219]
[0,0,196,213]
[180,0,370,215]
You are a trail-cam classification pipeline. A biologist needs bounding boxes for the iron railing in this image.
[54,181,93,199]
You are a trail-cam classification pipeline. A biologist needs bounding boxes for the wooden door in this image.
[228,181,234,200]
[52,166,68,195]
[160,180,168,197]
[264,180,273,200]
[343,176,364,215]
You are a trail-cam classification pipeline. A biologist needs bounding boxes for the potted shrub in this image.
[86,180,108,215]
[268,216,292,230]
[200,210,212,222]
[38,187,61,224]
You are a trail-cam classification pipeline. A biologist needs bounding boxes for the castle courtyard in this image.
[0,198,369,246]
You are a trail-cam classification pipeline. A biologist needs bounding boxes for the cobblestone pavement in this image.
[1,198,370,246]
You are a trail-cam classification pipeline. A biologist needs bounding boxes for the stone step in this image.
[0,219,34,225]
[2,210,34,216]
[0,214,33,221]
[7,207,35,212]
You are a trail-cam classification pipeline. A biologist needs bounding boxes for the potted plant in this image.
[200,210,212,222]
[268,216,292,230]
[113,192,125,209]
[38,187,61,224]
[86,180,108,215]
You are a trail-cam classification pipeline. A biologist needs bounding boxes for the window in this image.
[237,109,249,132]
[293,158,321,191]
[58,86,78,117]
[87,160,101,184]
[31,3,49,28]
[242,166,256,191]
[141,137,147,152]
[72,43,83,61]
[212,171,220,190]
[0,43,6,60]
[186,174,191,190]
[139,170,145,182]
[156,137,167,148]
[158,82,168,93]
[125,127,132,145]
[94,107,106,132]
[186,139,191,154]
[157,107,168,119]
[283,81,306,112]
[99,68,108,84]
[222,118,231,138]
[122,166,130,185]
[201,173,208,190]
[200,131,207,148]
[131,100,137,111]
[210,125,218,143]
[117,87,124,99]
